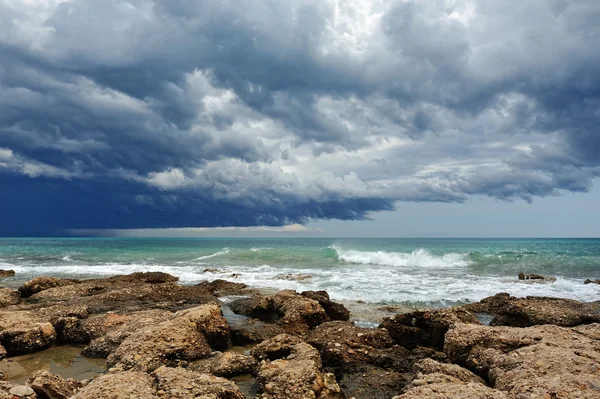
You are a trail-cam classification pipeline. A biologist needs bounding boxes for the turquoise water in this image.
[1,238,599,307]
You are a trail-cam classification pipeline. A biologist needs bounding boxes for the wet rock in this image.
[445,323,600,398]
[273,273,312,281]
[301,291,350,321]
[8,385,35,398]
[0,270,15,278]
[191,351,257,377]
[70,371,158,399]
[230,290,329,335]
[107,304,229,372]
[230,319,286,346]
[464,293,600,327]
[380,307,481,349]
[340,366,407,399]
[18,277,79,298]
[81,310,173,357]
[195,279,250,296]
[584,279,600,284]
[518,272,557,282]
[27,370,81,399]
[152,366,245,399]
[0,288,19,308]
[0,311,56,356]
[104,271,179,284]
[254,335,344,399]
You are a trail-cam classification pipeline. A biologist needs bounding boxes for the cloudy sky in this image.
[1,0,599,237]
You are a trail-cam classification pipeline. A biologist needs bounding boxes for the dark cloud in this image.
[1,0,599,235]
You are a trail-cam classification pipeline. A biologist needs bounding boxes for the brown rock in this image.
[251,334,304,361]
[255,335,344,399]
[518,272,557,282]
[152,366,245,399]
[396,382,509,399]
[81,310,173,357]
[340,366,406,399]
[584,279,600,285]
[0,270,15,278]
[0,311,56,356]
[104,272,179,284]
[301,291,350,321]
[18,277,79,298]
[27,370,81,399]
[0,288,19,308]
[380,307,481,349]
[464,293,600,327]
[191,351,257,377]
[445,323,600,399]
[107,304,229,372]
[195,279,249,296]
[230,290,329,335]
[0,344,6,360]
[70,371,158,399]
[273,273,312,281]
[414,358,486,385]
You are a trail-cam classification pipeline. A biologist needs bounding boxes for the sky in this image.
[1,0,599,237]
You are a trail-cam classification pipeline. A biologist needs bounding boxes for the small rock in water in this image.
[9,385,35,397]
[584,279,600,285]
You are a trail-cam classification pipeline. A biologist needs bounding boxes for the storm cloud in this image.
[1,0,599,235]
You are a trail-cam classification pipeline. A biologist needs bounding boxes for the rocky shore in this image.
[0,272,599,398]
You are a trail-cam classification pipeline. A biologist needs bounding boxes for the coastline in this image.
[1,270,599,398]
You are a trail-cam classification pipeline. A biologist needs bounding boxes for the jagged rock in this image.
[0,311,56,356]
[380,307,481,349]
[82,310,173,357]
[152,366,245,399]
[70,371,158,399]
[340,366,407,399]
[27,370,82,399]
[0,270,15,278]
[0,345,6,360]
[191,351,257,377]
[301,291,350,321]
[584,279,600,284]
[518,272,557,282]
[18,277,79,298]
[464,293,600,327]
[0,288,19,308]
[195,279,250,296]
[254,335,344,399]
[395,382,509,399]
[107,304,229,372]
[104,272,179,284]
[230,319,286,346]
[413,358,486,385]
[444,323,600,398]
[230,290,329,335]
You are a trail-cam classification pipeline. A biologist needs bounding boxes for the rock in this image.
[27,370,81,399]
[251,334,304,361]
[8,385,35,398]
[0,288,19,308]
[107,304,229,372]
[70,371,158,399]
[0,311,56,356]
[414,358,485,385]
[518,272,556,282]
[191,351,257,377]
[152,366,245,399]
[230,319,286,346]
[104,272,179,284]
[380,307,481,349]
[255,335,344,399]
[18,277,79,298]
[464,293,600,327]
[273,273,312,281]
[195,279,250,296]
[0,270,15,278]
[445,323,600,398]
[82,310,173,357]
[301,291,350,321]
[230,290,329,335]
[584,279,600,285]
[396,382,509,399]
[0,345,6,360]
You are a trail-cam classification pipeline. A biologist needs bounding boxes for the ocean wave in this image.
[250,247,273,252]
[194,248,230,261]
[333,247,470,268]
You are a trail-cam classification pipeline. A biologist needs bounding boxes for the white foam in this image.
[250,247,273,252]
[194,248,230,261]
[333,247,470,268]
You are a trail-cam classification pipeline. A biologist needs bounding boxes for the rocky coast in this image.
[0,271,599,399]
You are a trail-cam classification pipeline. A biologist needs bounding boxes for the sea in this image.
[1,237,599,308]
